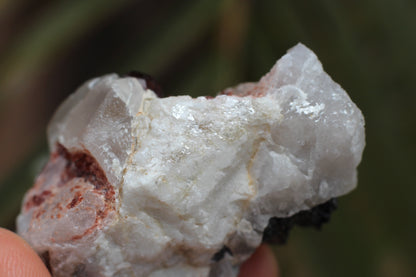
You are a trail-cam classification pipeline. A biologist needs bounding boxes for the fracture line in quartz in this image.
[16,44,366,277]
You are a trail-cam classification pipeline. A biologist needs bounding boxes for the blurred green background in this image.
[0,0,415,276]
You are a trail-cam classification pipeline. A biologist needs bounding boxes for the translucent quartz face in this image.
[17,44,365,277]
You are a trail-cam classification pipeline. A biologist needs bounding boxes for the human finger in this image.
[238,244,279,277]
[0,227,51,277]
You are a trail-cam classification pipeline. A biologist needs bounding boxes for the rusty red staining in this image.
[56,202,63,211]
[219,84,267,98]
[55,143,115,240]
[32,195,45,206]
[25,190,52,210]
[70,207,110,241]
[220,91,235,96]
[34,209,46,219]
[245,87,266,97]
[56,144,115,203]
[23,143,116,242]
[67,191,83,209]
[70,185,81,192]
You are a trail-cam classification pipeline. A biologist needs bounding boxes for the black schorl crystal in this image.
[127,71,163,98]
[262,198,338,245]
[212,246,233,262]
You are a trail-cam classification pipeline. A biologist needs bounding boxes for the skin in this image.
[0,228,51,277]
[0,227,278,277]
[238,244,279,277]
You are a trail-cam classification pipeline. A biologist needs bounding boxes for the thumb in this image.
[238,244,279,277]
[0,228,51,277]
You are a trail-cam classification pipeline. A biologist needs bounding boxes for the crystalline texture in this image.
[17,44,365,277]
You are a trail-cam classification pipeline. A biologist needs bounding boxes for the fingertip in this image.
[239,244,279,277]
[0,228,51,277]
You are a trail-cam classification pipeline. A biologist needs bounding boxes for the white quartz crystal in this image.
[17,43,365,277]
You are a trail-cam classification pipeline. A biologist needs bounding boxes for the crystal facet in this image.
[17,44,365,277]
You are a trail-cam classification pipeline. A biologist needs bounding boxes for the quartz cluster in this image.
[17,44,365,277]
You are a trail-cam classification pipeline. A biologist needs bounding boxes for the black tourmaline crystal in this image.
[262,199,338,245]
[127,71,163,98]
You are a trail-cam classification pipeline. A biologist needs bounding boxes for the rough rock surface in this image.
[17,43,365,277]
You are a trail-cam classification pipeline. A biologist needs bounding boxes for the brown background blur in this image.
[1,0,415,276]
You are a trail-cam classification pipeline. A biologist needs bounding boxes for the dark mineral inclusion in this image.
[212,199,337,262]
[125,72,340,263]
[262,198,338,245]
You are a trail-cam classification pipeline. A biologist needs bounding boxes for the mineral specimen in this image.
[17,43,365,277]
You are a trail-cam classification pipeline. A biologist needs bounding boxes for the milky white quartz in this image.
[17,43,365,277]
